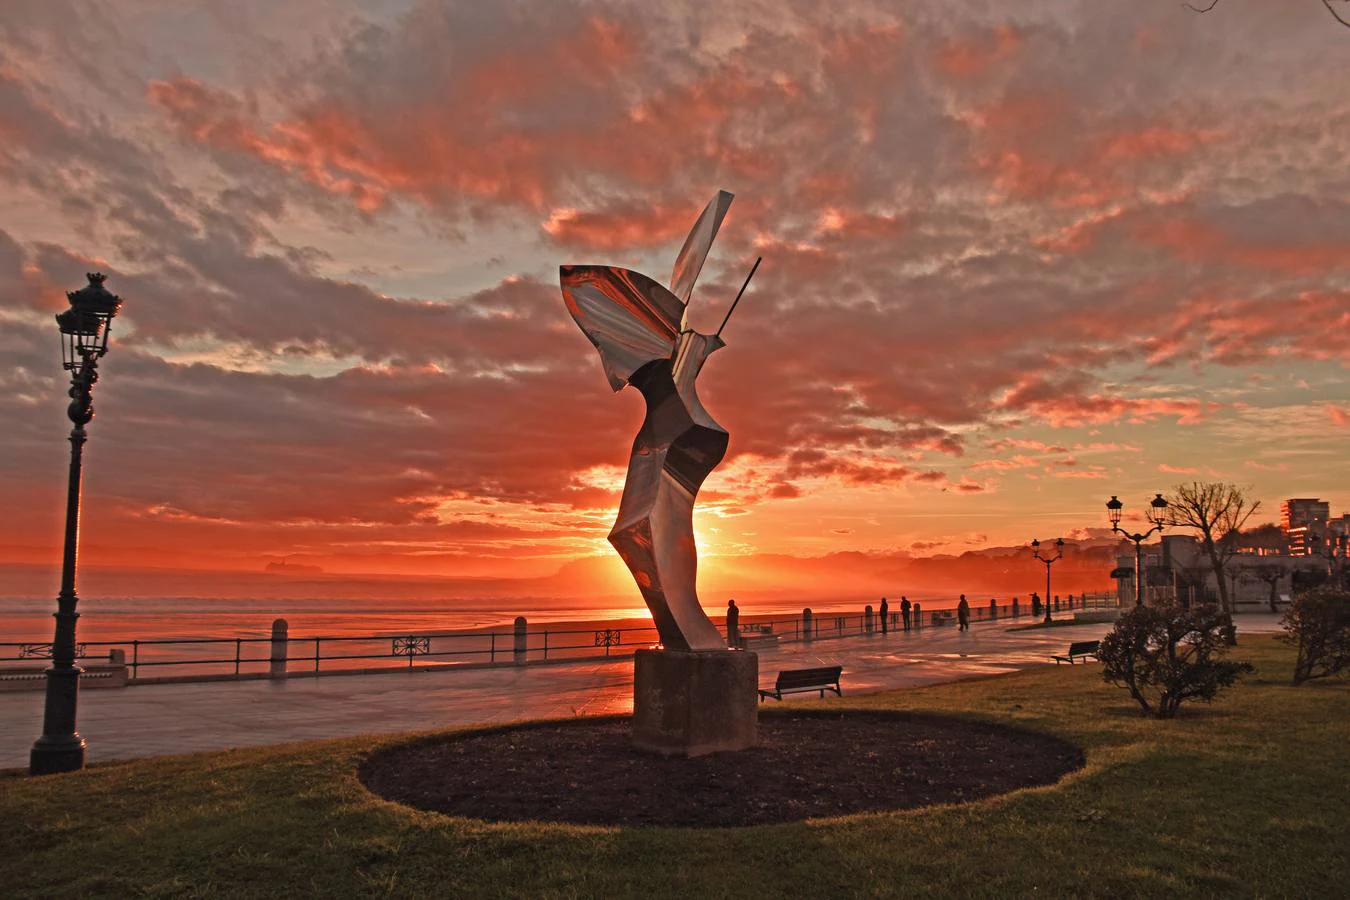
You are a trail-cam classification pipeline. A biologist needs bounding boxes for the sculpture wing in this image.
[561,265,685,391]
[670,190,733,305]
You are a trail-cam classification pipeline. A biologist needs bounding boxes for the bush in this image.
[1281,585,1350,686]
[1098,603,1253,718]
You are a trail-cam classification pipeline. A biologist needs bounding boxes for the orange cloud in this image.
[1143,218,1350,276]
[543,203,697,250]
[934,25,1020,79]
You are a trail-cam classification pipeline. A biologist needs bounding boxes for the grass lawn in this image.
[2,635,1347,899]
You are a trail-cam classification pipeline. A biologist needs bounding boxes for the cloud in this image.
[0,0,1347,573]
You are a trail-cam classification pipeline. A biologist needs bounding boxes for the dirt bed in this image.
[360,710,1083,828]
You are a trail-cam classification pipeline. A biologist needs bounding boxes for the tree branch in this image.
[1190,0,1350,28]
[1324,0,1350,28]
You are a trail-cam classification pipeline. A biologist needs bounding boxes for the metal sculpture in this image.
[561,191,752,652]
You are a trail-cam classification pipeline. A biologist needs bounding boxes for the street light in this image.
[30,273,123,776]
[1106,493,1168,606]
[1325,533,1348,583]
[1031,538,1064,623]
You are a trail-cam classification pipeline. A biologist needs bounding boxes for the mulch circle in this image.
[359,711,1084,828]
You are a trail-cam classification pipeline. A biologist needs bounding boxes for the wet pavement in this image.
[0,612,1287,769]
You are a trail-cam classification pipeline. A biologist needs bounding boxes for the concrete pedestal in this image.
[632,648,758,757]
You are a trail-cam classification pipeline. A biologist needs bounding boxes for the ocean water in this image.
[0,593,983,642]
[1,593,1106,678]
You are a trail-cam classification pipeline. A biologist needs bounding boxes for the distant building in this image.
[1329,514,1350,541]
[1111,534,1323,610]
[1282,499,1330,557]
[1282,498,1329,531]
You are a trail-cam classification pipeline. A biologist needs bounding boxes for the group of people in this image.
[883,594,971,631]
[876,596,915,633]
[725,593,979,648]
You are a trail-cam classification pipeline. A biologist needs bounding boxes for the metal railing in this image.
[0,592,1118,683]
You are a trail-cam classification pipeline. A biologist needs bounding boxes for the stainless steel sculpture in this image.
[561,191,742,652]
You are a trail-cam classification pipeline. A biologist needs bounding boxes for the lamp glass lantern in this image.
[1106,495,1123,528]
[1148,493,1169,529]
[56,273,122,372]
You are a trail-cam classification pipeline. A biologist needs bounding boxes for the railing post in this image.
[234,638,242,676]
[269,618,288,680]
[864,604,874,635]
[513,616,527,666]
[803,608,813,643]
[131,639,139,679]
[990,598,998,620]
[1012,596,1020,618]
[913,602,921,629]
[314,637,320,673]
[490,632,496,664]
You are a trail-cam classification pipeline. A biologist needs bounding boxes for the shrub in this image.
[1098,603,1253,718]
[1281,585,1350,686]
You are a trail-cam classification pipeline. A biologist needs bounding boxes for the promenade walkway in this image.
[0,612,1286,770]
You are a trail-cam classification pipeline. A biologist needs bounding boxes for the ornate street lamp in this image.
[30,273,123,776]
[1031,537,1065,623]
[1106,493,1168,606]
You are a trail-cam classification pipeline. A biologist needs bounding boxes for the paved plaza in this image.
[0,613,1287,770]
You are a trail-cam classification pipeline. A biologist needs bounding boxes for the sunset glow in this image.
[1,1,1347,603]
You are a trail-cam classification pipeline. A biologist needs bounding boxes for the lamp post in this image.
[30,273,123,776]
[1106,493,1169,607]
[1030,538,1064,623]
[1325,533,1348,584]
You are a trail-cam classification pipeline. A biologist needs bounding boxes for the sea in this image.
[0,593,977,642]
[0,593,987,678]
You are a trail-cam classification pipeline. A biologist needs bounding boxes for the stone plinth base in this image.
[632,648,758,757]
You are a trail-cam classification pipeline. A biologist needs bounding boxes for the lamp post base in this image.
[30,734,87,775]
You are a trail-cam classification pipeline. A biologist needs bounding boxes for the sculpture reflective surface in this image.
[561,191,737,651]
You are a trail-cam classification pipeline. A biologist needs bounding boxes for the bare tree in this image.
[1186,0,1350,29]
[1247,563,1286,614]
[1166,482,1260,613]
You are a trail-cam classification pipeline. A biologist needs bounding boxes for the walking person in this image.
[900,596,912,632]
[957,594,970,631]
[726,598,740,649]
[879,596,890,635]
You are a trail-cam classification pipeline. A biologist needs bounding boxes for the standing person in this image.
[1031,592,1041,618]
[879,596,890,635]
[957,594,970,631]
[900,596,912,632]
[726,598,740,649]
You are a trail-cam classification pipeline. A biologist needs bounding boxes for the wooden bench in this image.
[1052,640,1100,665]
[758,665,843,702]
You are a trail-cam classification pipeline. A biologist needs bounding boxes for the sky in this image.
[0,0,1347,587]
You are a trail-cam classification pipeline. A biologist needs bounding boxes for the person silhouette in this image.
[726,598,740,649]
[879,596,890,635]
[900,596,912,632]
[957,594,970,631]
